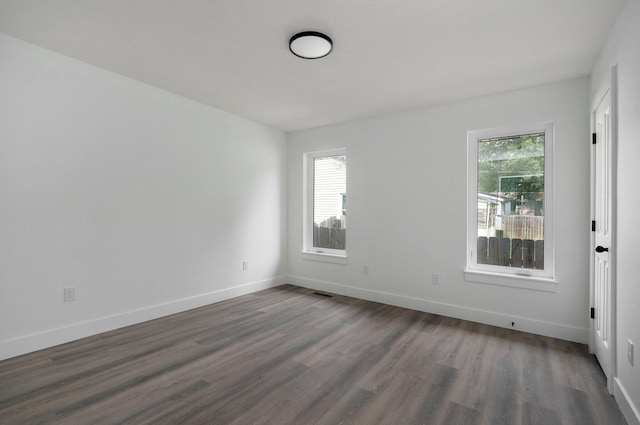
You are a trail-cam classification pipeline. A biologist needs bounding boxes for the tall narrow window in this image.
[304,149,346,257]
[467,123,554,280]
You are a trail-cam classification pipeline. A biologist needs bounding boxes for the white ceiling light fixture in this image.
[289,31,333,59]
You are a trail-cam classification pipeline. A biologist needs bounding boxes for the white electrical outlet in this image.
[628,340,635,366]
[63,287,76,302]
[242,260,249,271]
[432,273,440,285]
[362,265,369,275]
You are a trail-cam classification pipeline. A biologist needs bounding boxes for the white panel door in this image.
[592,87,613,385]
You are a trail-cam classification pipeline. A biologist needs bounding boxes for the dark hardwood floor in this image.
[0,284,627,425]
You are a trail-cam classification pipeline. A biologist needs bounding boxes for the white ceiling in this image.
[0,0,624,132]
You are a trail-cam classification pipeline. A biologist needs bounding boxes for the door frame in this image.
[589,65,618,394]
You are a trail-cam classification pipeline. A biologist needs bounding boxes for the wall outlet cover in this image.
[63,287,76,302]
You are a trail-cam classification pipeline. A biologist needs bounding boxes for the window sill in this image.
[464,269,558,293]
[301,251,348,264]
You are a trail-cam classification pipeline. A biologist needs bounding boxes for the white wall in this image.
[0,34,288,360]
[288,78,591,343]
[591,0,640,423]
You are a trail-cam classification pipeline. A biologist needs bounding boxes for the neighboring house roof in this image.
[478,192,512,204]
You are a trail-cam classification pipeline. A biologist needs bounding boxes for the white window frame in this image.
[302,148,347,263]
[465,122,556,289]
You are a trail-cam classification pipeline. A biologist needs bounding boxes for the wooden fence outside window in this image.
[313,224,346,250]
[477,233,544,269]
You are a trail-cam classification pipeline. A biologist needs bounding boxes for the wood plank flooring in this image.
[0,284,627,424]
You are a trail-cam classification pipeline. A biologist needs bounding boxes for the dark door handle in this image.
[595,245,609,253]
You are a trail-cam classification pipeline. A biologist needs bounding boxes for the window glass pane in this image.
[477,133,544,269]
[313,155,346,250]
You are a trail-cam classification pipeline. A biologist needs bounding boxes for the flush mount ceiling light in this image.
[289,31,333,59]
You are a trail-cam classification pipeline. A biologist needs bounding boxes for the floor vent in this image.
[312,291,333,298]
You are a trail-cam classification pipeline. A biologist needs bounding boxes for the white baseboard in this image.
[0,276,286,361]
[288,276,588,343]
[615,377,640,425]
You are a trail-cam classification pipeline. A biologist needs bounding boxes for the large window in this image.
[304,148,346,257]
[467,123,554,280]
